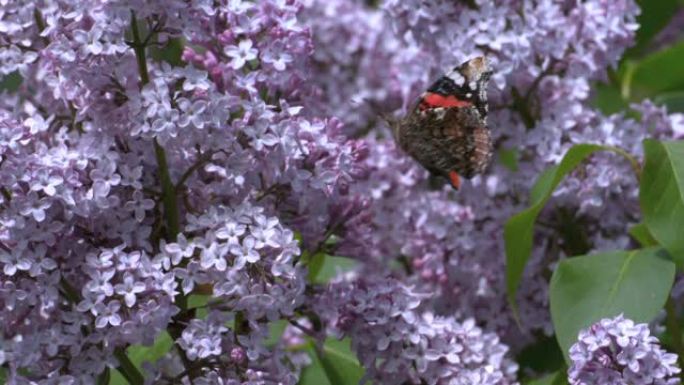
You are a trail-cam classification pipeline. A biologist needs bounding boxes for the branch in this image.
[175,150,218,190]
[130,11,194,383]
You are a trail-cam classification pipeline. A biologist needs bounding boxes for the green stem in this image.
[33,9,50,46]
[166,318,196,378]
[130,13,193,383]
[234,311,248,334]
[153,140,180,241]
[665,298,684,379]
[130,11,180,243]
[114,348,145,385]
[130,11,149,86]
[605,145,642,182]
[511,87,535,129]
[1,187,11,202]
[175,150,217,190]
[620,60,636,101]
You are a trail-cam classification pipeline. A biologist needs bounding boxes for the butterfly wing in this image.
[395,56,493,189]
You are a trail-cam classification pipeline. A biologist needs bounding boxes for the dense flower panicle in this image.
[0,0,368,382]
[170,202,306,325]
[568,315,681,385]
[316,277,519,385]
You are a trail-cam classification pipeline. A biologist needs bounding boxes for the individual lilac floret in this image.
[568,314,681,385]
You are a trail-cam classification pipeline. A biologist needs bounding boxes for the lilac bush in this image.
[0,0,683,384]
[568,315,681,385]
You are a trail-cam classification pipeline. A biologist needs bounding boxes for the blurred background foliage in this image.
[593,0,684,115]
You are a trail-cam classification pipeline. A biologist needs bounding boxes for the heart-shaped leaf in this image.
[628,0,680,56]
[524,371,568,385]
[299,338,365,385]
[110,332,173,385]
[628,222,658,247]
[505,144,639,315]
[550,248,675,363]
[630,41,684,98]
[640,139,684,268]
[654,91,684,113]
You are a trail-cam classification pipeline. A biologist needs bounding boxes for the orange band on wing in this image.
[421,93,472,110]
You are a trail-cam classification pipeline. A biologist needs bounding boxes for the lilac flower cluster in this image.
[568,314,681,385]
[316,276,519,385]
[171,202,305,324]
[0,0,367,383]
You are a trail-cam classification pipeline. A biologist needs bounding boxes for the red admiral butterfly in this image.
[391,56,493,190]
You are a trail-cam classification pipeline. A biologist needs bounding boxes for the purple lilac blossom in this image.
[316,276,519,385]
[0,0,364,383]
[568,314,681,385]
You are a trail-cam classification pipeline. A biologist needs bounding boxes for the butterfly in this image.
[391,56,493,190]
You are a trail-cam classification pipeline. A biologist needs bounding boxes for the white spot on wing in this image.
[447,71,465,86]
[433,107,447,120]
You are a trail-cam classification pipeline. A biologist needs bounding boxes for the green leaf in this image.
[307,252,326,282]
[127,331,173,368]
[299,338,364,385]
[498,148,519,172]
[96,367,110,385]
[0,71,22,92]
[592,83,628,114]
[266,319,288,347]
[550,248,676,363]
[317,340,364,385]
[111,371,125,385]
[654,91,684,113]
[313,255,358,284]
[299,355,330,385]
[629,0,680,56]
[0,367,6,384]
[150,38,184,66]
[628,222,658,247]
[529,165,559,205]
[188,293,210,319]
[640,139,684,267]
[516,335,565,376]
[110,332,173,385]
[187,293,210,308]
[505,144,637,315]
[630,40,684,98]
[524,371,568,385]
